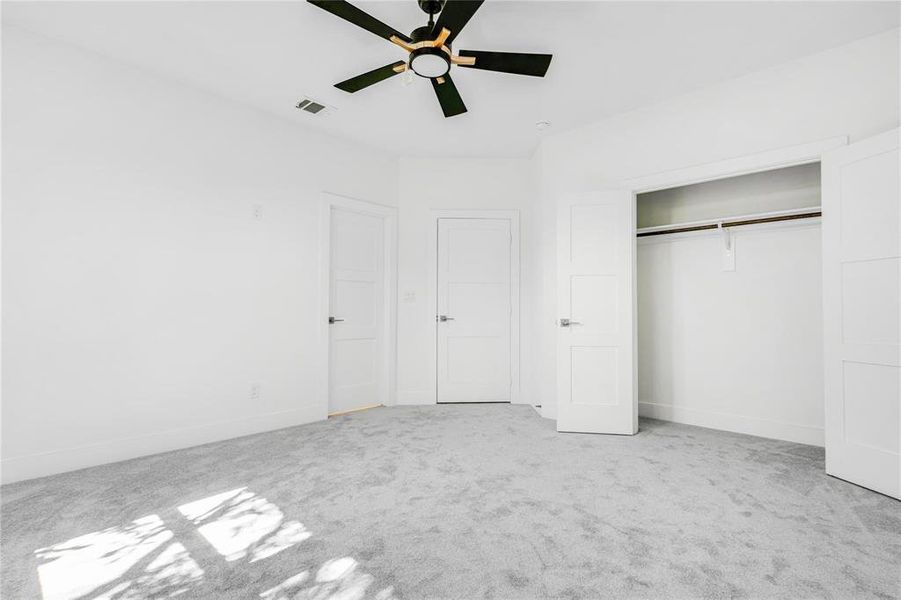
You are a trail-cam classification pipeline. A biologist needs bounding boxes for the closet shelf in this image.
[636,206,821,238]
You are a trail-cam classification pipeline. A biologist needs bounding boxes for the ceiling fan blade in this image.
[431,75,467,118]
[307,0,411,43]
[335,61,407,93]
[457,50,552,77]
[432,0,484,45]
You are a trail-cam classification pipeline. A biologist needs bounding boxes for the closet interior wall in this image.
[636,163,825,445]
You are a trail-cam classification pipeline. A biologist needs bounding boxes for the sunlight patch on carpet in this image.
[34,514,203,600]
[259,557,398,600]
[178,487,311,562]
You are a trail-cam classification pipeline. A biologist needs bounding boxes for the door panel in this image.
[557,191,637,434]
[570,275,618,334]
[437,218,512,403]
[570,347,619,406]
[822,128,900,499]
[329,208,386,414]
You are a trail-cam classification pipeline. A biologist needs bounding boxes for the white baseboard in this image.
[395,390,435,405]
[638,401,824,446]
[1,404,325,485]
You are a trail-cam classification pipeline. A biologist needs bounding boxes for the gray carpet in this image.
[2,405,899,600]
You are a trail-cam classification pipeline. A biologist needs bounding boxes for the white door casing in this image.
[557,190,637,434]
[321,194,397,416]
[437,218,513,403]
[822,128,900,499]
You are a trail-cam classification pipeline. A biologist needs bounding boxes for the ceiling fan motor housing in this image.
[409,25,451,78]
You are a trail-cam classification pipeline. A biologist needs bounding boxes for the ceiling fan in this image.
[307,0,552,118]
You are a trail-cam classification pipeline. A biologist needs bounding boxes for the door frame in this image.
[622,136,848,193]
[617,135,848,440]
[318,192,398,417]
[426,209,521,405]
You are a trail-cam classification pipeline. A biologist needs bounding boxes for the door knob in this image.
[559,318,581,327]
[437,315,455,322]
[328,316,345,324]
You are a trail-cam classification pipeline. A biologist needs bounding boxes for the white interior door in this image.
[328,207,386,414]
[557,191,637,434]
[437,218,512,403]
[822,128,900,499]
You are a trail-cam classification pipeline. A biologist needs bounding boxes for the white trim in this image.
[319,193,398,413]
[395,390,434,405]
[426,209,522,405]
[624,136,847,193]
[622,137,847,443]
[1,405,322,484]
[639,401,824,447]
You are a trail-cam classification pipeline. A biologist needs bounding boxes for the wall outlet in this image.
[402,291,417,303]
[250,383,261,402]
[252,204,263,221]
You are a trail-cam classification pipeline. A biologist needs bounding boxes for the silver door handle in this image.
[559,318,581,327]
[328,316,345,324]
[437,315,455,322]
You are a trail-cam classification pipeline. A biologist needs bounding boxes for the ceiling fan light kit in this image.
[308,0,553,118]
[407,26,451,78]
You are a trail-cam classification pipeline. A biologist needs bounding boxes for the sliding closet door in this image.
[556,190,637,434]
[822,129,900,499]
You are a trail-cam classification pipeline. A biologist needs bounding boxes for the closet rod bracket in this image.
[718,222,732,251]
[718,222,736,271]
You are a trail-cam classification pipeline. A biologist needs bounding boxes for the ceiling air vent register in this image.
[295,97,336,116]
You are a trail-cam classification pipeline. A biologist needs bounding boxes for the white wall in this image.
[533,28,900,426]
[395,158,534,405]
[638,222,824,445]
[637,163,821,228]
[1,27,397,483]
[635,166,825,445]
[5,24,898,483]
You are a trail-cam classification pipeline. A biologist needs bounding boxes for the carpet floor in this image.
[1,405,899,600]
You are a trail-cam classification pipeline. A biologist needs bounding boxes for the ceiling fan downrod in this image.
[418,0,446,18]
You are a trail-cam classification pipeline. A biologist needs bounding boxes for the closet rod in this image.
[636,210,821,238]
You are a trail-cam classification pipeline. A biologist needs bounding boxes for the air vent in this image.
[295,97,336,117]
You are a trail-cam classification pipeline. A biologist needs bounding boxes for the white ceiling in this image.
[4,1,898,158]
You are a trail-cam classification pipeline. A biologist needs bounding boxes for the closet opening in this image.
[635,162,825,447]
